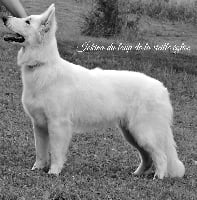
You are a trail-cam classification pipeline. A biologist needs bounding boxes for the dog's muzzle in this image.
[2,16,25,43]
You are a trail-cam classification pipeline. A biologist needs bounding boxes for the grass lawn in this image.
[0,0,197,199]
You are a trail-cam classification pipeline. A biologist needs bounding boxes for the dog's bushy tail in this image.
[158,88,185,178]
[165,126,185,178]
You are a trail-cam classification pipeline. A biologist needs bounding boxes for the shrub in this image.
[81,0,124,37]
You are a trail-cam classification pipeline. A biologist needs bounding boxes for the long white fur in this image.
[5,4,185,178]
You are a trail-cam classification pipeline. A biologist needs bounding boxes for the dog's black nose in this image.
[2,16,8,25]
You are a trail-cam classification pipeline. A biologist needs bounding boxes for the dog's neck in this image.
[17,37,60,68]
[26,61,45,70]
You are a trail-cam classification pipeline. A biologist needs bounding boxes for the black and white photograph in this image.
[0,0,196,199]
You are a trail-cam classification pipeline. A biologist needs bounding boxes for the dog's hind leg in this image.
[132,123,184,179]
[119,124,153,176]
[127,122,169,179]
[48,120,72,175]
[32,123,49,171]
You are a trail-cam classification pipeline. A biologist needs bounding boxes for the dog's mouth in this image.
[4,32,25,43]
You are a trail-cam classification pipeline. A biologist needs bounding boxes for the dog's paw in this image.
[48,165,62,175]
[31,161,47,171]
[153,170,166,180]
[133,160,153,176]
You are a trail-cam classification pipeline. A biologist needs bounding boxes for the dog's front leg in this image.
[48,119,72,175]
[32,123,49,171]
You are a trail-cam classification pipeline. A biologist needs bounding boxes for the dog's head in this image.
[2,4,56,46]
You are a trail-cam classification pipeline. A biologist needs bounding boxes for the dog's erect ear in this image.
[40,4,56,33]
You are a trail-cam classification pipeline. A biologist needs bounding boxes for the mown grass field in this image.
[123,0,197,22]
[0,0,197,199]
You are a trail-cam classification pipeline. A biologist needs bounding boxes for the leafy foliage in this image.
[81,0,124,37]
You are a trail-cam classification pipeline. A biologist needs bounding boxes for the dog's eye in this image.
[25,20,30,25]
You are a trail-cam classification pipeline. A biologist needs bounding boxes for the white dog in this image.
[3,4,185,178]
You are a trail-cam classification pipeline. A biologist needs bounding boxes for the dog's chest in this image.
[22,91,47,126]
